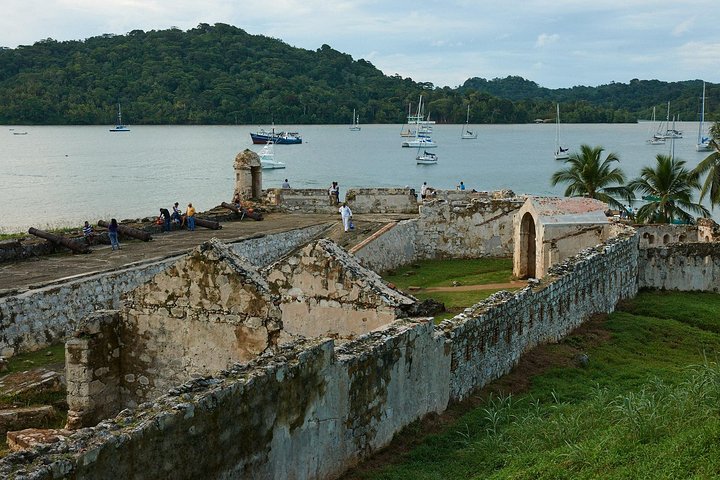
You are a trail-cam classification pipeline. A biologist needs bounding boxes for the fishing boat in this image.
[109,103,130,132]
[461,105,477,139]
[257,140,286,169]
[349,109,361,131]
[554,103,569,160]
[416,150,438,165]
[697,82,711,152]
[250,129,302,144]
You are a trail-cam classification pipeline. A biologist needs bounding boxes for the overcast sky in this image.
[1,0,718,89]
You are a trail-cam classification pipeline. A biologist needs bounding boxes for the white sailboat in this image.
[654,102,682,139]
[416,149,438,165]
[461,105,477,139]
[402,95,437,148]
[349,109,361,131]
[697,82,711,152]
[647,107,665,145]
[554,103,569,160]
[109,103,130,132]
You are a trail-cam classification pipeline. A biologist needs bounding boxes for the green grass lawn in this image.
[384,258,514,290]
[345,290,720,479]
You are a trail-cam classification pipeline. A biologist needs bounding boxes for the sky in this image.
[1,0,718,89]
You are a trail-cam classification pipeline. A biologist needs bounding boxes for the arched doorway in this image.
[518,212,536,279]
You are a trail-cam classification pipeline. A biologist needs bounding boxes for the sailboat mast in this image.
[698,82,706,144]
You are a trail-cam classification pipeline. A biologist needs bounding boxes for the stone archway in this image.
[518,212,537,279]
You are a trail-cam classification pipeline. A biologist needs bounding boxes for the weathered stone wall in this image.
[0,225,329,357]
[638,242,720,291]
[65,310,122,429]
[1,228,642,480]
[265,239,416,339]
[636,224,698,248]
[351,220,419,273]
[446,227,639,399]
[266,188,340,214]
[345,188,419,214]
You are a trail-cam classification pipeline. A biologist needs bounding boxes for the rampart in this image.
[266,187,419,214]
[0,226,640,479]
[638,242,720,291]
[0,224,330,357]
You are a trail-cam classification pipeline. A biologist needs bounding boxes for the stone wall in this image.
[266,188,339,214]
[65,310,122,429]
[0,225,330,357]
[351,220,419,273]
[636,224,698,249]
[638,242,720,291]
[0,227,641,480]
[267,187,421,215]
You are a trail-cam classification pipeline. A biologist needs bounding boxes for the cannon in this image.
[221,202,263,221]
[28,227,90,254]
[97,220,152,242]
[193,217,221,230]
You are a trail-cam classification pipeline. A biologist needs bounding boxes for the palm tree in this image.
[550,144,630,210]
[692,120,720,208]
[628,154,709,224]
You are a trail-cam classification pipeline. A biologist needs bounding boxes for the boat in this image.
[697,82,712,152]
[554,103,569,160]
[461,105,477,139]
[402,96,437,148]
[12,131,28,135]
[257,140,286,169]
[400,100,435,137]
[654,102,682,139]
[109,103,130,132]
[250,129,302,145]
[646,107,665,145]
[349,109,361,131]
[416,150,438,165]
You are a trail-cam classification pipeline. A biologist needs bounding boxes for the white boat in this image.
[258,140,286,169]
[654,102,682,139]
[349,109,361,131]
[461,105,477,139]
[402,96,437,148]
[554,103,569,160]
[109,103,130,132]
[697,82,712,152]
[646,107,665,145]
[416,150,438,165]
[400,100,434,137]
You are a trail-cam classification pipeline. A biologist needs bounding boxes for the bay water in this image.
[0,122,711,233]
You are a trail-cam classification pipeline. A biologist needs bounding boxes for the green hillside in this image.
[0,23,715,125]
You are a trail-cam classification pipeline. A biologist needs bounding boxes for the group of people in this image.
[159,202,196,232]
[328,182,340,205]
[82,219,120,251]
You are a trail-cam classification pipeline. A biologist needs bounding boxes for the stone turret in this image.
[233,149,262,200]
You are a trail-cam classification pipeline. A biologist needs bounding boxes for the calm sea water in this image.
[0,122,711,233]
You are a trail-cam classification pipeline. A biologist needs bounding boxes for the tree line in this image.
[0,23,715,125]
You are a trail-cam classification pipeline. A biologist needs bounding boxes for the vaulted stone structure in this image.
[233,149,262,200]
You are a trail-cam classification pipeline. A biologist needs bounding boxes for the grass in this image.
[344,290,720,479]
[384,258,514,290]
[0,344,65,378]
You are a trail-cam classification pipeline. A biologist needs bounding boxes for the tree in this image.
[693,121,720,208]
[550,144,630,210]
[629,154,709,224]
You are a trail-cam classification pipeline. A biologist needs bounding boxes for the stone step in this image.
[0,406,56,436]
[6,427,70,452]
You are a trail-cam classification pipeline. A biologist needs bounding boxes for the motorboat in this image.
[250,129,302,144]
[258,141,286,169]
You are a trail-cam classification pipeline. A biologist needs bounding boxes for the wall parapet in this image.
[638,242,720,291]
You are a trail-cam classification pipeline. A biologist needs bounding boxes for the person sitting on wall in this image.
[281,179,291,189]
[82,221,94,244]
[171,202,183,225]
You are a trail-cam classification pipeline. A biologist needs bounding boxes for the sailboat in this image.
[109,103,130,132]
[349,109,361,131]
[416,149,438,165]
[402,95,437,148]
[647,107,665,145]
[697,82,711,152]
[554,103,569,160]
[461,105,477,139]
[654,102,682,139]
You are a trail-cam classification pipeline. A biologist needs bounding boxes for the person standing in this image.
[186,203,196,231]
[420,182,428,200]
[159,207,171,232]
[171,202,182,225]
[328,182,339,205]
[339,203,353,232]
[108,218,120,251]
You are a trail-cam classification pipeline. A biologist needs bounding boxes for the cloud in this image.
[535,33,559,48]
[672,17,694,37]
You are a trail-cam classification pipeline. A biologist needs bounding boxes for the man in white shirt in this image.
[339,203,353,232]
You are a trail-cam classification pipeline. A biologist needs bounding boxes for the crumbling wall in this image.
[3,228,642,480]
[0,225,327,357]
[638,242,720,291]
[267,188,339,214]
[636,224,698,248]
[65,310,122,429]
[265,239,416,338]
[345,188,419,214]
[351,220,419,273]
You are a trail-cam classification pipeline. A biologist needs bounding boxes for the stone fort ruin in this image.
[1,158,720,479]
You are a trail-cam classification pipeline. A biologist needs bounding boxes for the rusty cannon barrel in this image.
[221,201,240,213]
[28,227,91,254]
[193,217,222,230]
[97,220,153,242]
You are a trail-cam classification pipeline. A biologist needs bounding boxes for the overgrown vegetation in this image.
[0,24,714,125]
[345,290,720,479]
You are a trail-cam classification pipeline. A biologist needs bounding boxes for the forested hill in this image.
[0,23,714,125]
